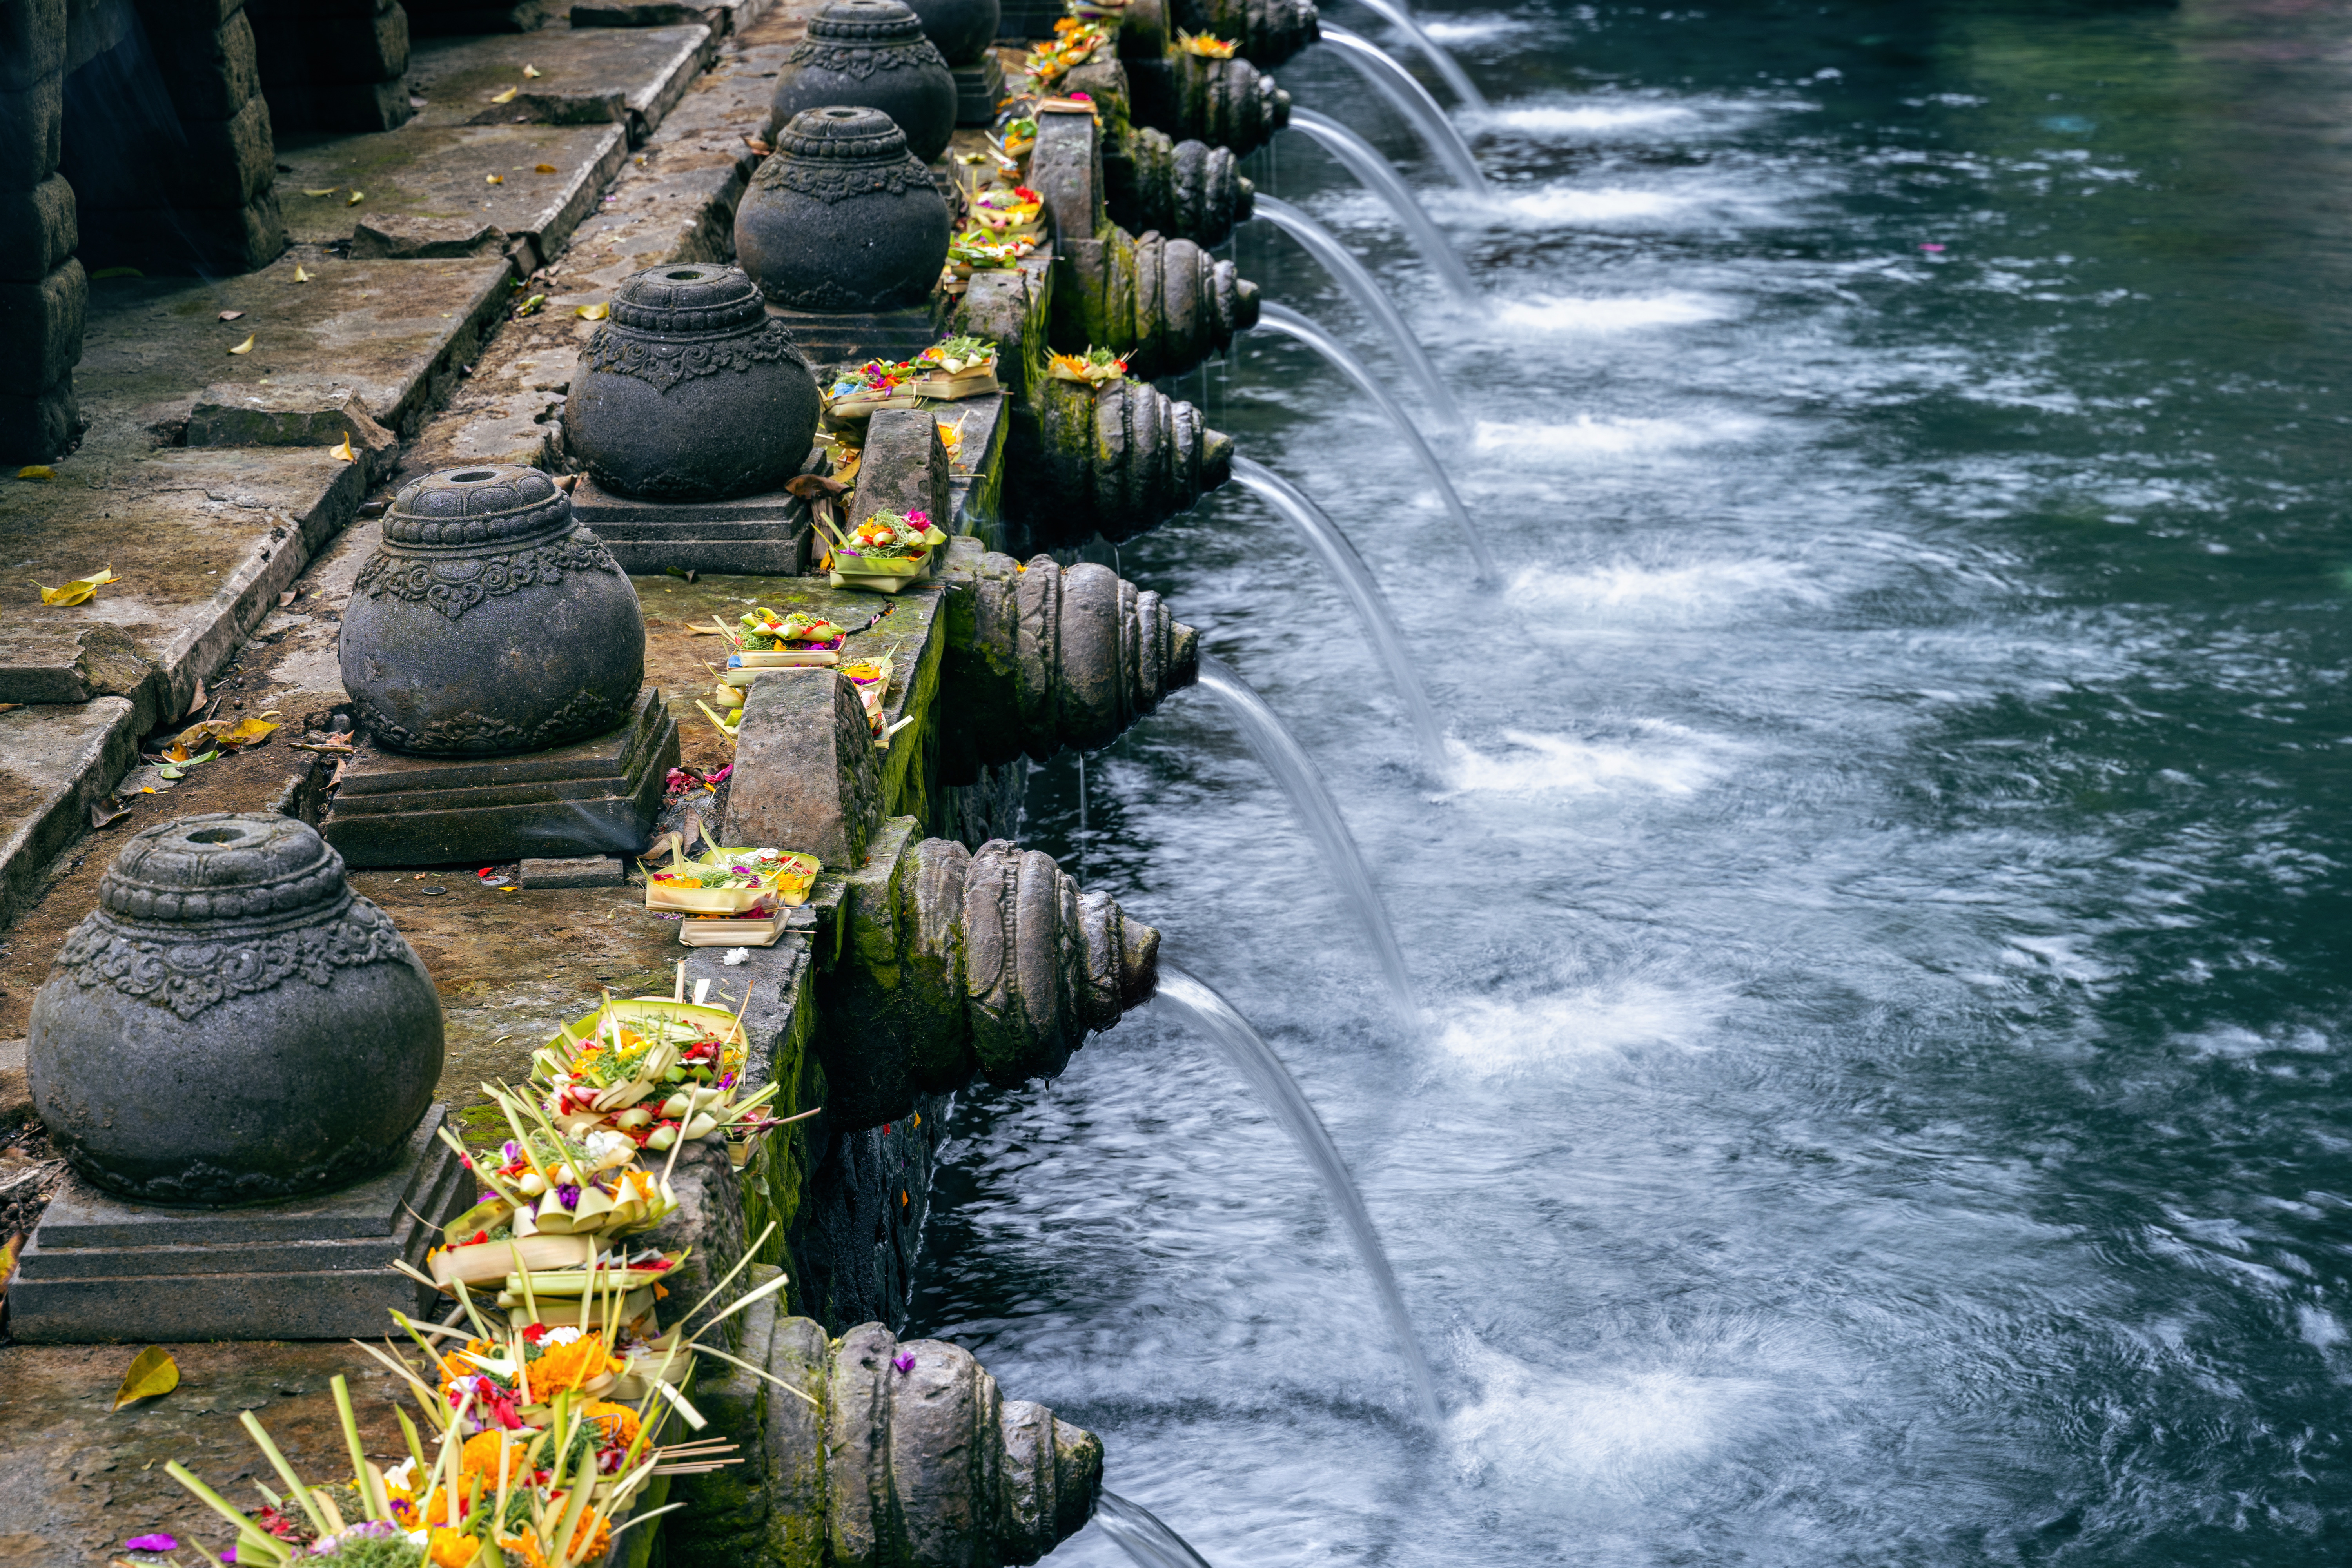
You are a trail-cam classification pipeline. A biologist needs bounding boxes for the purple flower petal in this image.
[223,1551,237,1564]
[891,1352,916,1373]
[126,1537,178,1553]
[558,1183,582,1210]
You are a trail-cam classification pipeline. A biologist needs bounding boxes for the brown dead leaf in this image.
[173,715,280,753]
[179,680,207,720]
[534,163,557,173]
[111,1345,179,1410]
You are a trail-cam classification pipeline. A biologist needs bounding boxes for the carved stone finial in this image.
[341,465,646,755]
[768,0,958,164]
[29,813,444,1205]
[565,263,821,502]
[737,106,953,312]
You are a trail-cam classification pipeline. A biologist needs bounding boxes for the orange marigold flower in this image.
[461,1428,531,1487]
[427,1525,481,1568]
[528,1334,625,1394]
[499,1506,610,1568]
[583,1399,641,1449]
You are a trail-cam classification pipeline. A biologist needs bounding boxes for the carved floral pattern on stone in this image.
[752,147,935,206]
[356,683,629,755]
[579,320,810,394]
[786,38,947,78]
[353,532,619,619]
[56,898,409,1022]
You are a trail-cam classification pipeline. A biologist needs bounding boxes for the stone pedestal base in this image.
[769,302,943,368]
[952,54,1005,126]
[322,686,679,868]
[570,477,816,575]
[11,1106,471,1343]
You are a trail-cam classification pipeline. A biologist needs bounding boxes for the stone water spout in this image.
[808,818,1162,1128]
[1167,0,1318,65]
[1103,125,1254,246]
[671,1308,1102,1568]
[1127,50,1291,156]
[1020,374,1233,543]
[940,544,1200,772]
[1031,106,1260,380]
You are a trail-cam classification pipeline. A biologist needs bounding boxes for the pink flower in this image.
[126,1537,178,1554]
[892,1352,916,1373]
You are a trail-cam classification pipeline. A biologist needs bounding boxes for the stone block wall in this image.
[0,0,83,461]
[59,0,287,274]
[246,0,416,134]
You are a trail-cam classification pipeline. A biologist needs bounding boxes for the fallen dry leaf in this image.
[521,63,542,78]
[490,85,519,104]
[180,681,206,720]
[35,566,119,605]
[576,301,609,320]
[331,433,357,463]
[174,715,280,753]
[535,163,557,173]
[218,309,243,322]
[346,190,364,206]
[294,263,311,282]
[16,465,54,481]
[486,173,504,185]
[229,334,254,354]
[111,1346,179,1411]
[89,792,131,830]
[302,186,338,197]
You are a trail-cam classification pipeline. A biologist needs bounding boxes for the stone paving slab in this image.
[397,44,782,475]
[276,123,629,262]
[407,23,716,139]
[573,0,774,37]
[76,254,515,444]
[0,1341,416,1568]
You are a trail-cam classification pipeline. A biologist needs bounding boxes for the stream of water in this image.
[922,2,2352,1563]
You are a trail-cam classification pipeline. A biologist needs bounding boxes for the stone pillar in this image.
[62,0,286,273]
[245,0,414,134]
[0,0,83,462]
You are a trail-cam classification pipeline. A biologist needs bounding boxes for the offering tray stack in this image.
[10,1105,472,1343]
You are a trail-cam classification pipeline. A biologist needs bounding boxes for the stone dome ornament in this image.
[28,813,444,1206]
[735,105,952,313]
[341,465,646,755]
[564,263,822,501]
[766,0,958,165]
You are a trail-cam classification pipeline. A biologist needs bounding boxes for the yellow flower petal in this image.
[490,86,519,104]
[229,334,255,354]
[576,301,609,320]
[347,190,364,206]
[332,434,357,463]
[486,173,504,185]
[521,64,541,78]
[294,263,311,282]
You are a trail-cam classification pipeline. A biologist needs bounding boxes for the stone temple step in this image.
[406,22,718,142]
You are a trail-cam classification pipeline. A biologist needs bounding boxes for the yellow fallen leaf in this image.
[302,187,338,197]
[112,1346,179,1410]
[16,465,54,480]
[535,163,557,173]
[521,64,542,78]
[36,566,119,606]
[347,190,364,206]
[490,86,519,104]
[332,434,357,463]
[229,334,254,354]
[294,263,311,282]
[174,715,279,752]
[576,301,609,320]
[486,174,504,185]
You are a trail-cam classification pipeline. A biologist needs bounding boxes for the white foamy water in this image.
[1510,556,1831,619]
[1431,982,1724,1074]
[1490,290,1733,333]
[1479,184,1693,224]
[1475,414,1765,456]
[1478,102,1703,136]
[1443,723,1737,798]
